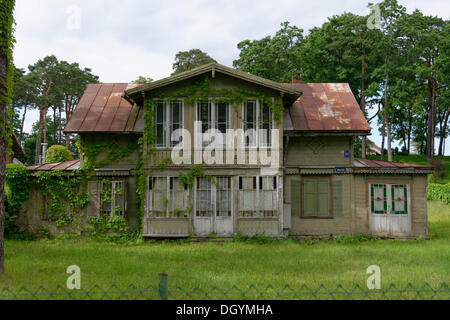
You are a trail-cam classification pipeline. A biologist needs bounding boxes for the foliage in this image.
[45,145,73,163]
[133,76,153,84]
[4,163,29,234]
[233,22,304,83]
[172,49,217,74]
[427,183,450,204]
[32,170,89,227]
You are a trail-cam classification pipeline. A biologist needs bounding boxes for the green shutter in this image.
[291,178,301,217]
[304,179,317,217]
[332,180,343,217]
[317,180,330,217]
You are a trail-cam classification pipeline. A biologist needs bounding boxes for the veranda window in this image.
[196,177,212,217]
[216,177,232,217]
[238,176,277,217]
[101,181,126,217]
[147,177,189,218]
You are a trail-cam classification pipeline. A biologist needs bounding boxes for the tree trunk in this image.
[0,49,7,276]
[19,104,27,142]
[35,106,46,164]
[387,115,393,162]
[438,108,449,156]
[58,105,62,144]
[53,107,57,145]
[381,113,386,160]
[407,110,412,154]
[360,45,366,159]
[426,72,437,160]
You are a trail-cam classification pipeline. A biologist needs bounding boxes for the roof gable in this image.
[283,83,370,135]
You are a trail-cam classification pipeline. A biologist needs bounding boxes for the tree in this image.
[233,22,304,82]
[26,55,61,164]
[133,76,153,84]
[172,49,217,75]
[56,61,98,149]
[0,0,16,274]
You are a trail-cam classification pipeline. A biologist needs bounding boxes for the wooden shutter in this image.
[303,179,317,217]
[317,179,330,217]
[291,178,301,217]
[332,180,343,217]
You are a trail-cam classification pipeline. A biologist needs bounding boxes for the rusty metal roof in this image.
[283,83,371,135]
[353,158,434,172]
[27,160,81,172]
[64,83,144,134]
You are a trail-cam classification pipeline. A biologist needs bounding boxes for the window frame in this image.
[196,99,231,147]
[242,100,274,148]
[194,176,233,218]
[301,176,333,219]
[147,176,189,219]
[238,175,278,218]
[154,99,184,148]
[100,179,127,218]
[368,182,411,216]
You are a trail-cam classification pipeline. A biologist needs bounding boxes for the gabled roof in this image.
[64,83,144,133]
[124,63,302,102]
[283,83,371,135]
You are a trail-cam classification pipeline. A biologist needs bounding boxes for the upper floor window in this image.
[197,100,230,147]
[155,100,184,148]
[243,100,273,147]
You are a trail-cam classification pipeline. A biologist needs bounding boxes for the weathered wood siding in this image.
[285,136,352,167]
[143,72,283,169]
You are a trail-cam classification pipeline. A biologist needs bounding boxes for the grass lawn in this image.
[0,201,449,299]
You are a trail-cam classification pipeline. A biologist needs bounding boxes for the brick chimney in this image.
[292,75,302,83]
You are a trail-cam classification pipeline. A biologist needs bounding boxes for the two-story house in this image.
[23,63,434,239]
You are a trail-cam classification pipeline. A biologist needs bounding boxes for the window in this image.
[369,183,409,215]
[302,177,331,218]
[101,181,126,217]
[147,177,188,218]
[195,176,232,217]
[243,100,273,147]
[216,177,232,217]
[196,177,213,217]
[238,175,278,217]
[197,100,230,146]
[154,100,184,147]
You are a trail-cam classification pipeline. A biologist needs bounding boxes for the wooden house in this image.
[22,63,434,238]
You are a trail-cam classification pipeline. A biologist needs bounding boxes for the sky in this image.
[12,0,450,153]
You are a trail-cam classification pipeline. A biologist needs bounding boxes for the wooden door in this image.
[369,183,411,237]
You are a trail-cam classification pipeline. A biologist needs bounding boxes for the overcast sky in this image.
[12,0,450,152]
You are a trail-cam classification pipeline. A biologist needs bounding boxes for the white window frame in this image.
[193,176,233,218]
[196,99,230,147]
[238,175,278,217]
[154,99,184,148]
[242,100,274,148]
[101,180,126,217]
[368,183,411,216]
[147,176,189,218]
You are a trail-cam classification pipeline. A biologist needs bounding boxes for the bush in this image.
[427,183,450,204]
[45,145,74,163]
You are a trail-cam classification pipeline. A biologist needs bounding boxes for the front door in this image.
[194,177,233,236]
[369,183,411,237]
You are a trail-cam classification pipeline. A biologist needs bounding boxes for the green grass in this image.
[367,154,450,184]
[0,201,449,299]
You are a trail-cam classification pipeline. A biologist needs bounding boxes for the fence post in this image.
[158,273,169,300]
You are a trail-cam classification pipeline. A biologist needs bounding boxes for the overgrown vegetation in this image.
[45,145,73,163]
